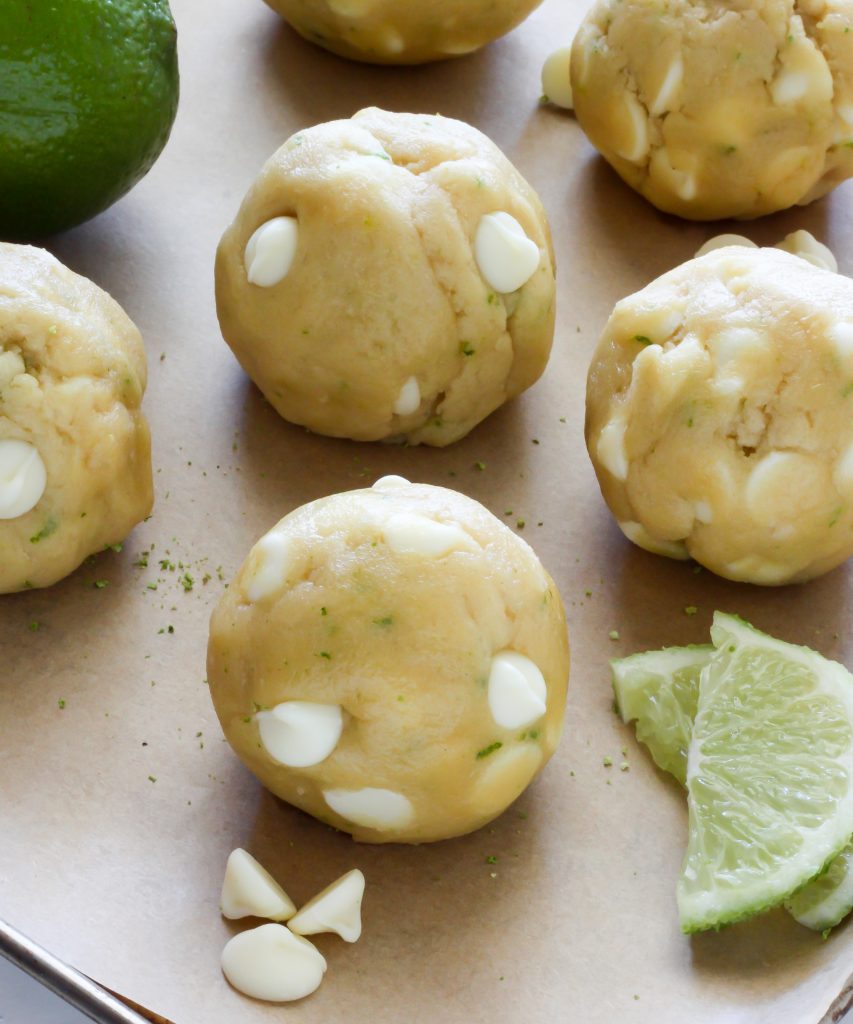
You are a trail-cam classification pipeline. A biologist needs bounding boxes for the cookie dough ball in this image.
[0,245,152,593]
[215,108,556,447]
[262,0,544,64]
[585,244,853,584]
[571,0,853,219]
[207,477,569,843]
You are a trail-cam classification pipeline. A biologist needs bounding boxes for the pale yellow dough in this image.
[0,245,152,593]
[214,108,556,447]
[585,245,853,585]
[262,0,544,64]
[207,479,570,844]
[571,0,853,220]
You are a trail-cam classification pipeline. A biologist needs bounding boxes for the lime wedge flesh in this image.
[612,645,711,785]
[678,613,853,933]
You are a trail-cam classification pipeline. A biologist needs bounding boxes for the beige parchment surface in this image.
[2,1,853,1022]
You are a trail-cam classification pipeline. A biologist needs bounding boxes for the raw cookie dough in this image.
[585,244,853,585]
[215,108,556,447]
[261,0,544,64]
[0,244,152,593]
[571,0,853,219]
[207,477,570,843]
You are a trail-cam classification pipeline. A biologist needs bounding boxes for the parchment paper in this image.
[2,1,852,1021]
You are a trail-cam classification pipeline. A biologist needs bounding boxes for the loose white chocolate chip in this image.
[257,702,344,768]
[0,440,47,520]
[694,235,757,258]
[596,416,628,481]
[649,52,683,116]
[384,513,475,557]
[541,46,573,110]
[393,376,420,416]
[775,230,838,273]
[618,521,690,560]
[245,531,293,603]
[474,212,540,294]
[220,849,297,922]
[323,788,414,830]
[371,475,410,492]
[245,217,299,288]
[487,651,547,730]
[221,924,326,1003]
[289,869,365,943]
[617,93,650,163]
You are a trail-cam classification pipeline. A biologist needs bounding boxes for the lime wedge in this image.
[786,842,853,933]
[678,613,853,933]
[612,646,711,785]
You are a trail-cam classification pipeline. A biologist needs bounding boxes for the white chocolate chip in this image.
[257,702,344,768]
[775,230,838,273]
[393,377,420,416]
[384,513,476,557]
[617,521,690,560]
[220,849,297,922]
[694,501,713,524]
[289,869,365,943]
[771,68,812,105]
[245,217,299,288]
[724,557,792,585]
[379,26,405,53]
[694,234,757,258]
[487,651,547,730]
[708,327,765,369]
[833,443,853,498]
[828,321,853,365]
[596,415,628,481]
[649,52,683,116]
[0,350,26,388]
[0,439,47,520]
[541,46,573,109]
[244,531,294,603]
[649,148,695,200]
[221,924,326,1003]
[372,475,410,492]
[474,212,540,294]
[323,788,414,830]
[617,93,649,163]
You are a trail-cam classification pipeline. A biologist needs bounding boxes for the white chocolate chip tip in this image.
[383,512,476,557]
[245,216,299,288]
[289,869,365,944]
[541,46,573,110]
[323,787,414,830]
[244,531,293,603]
[474,212,540,294]
[393,376,420,416]
[257,701,344,768]
[694,234,757,258]
[221,924,326,1003]
[372,475,410,492]
[695,230,838,273]
[0,439,47,520]
[487,651,547,730]
[221,848,297,922]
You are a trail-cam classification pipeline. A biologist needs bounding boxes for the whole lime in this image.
[0,0,179,239]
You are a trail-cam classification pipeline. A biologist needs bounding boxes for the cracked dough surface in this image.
[0,244,153,593]
[262,0,544,64]
[207,479,570,844]
[585,245,853,584]
[214,108,556,446]
[571,0,853,220]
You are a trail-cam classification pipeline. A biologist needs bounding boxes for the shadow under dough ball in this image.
[585,244,853,585]
[0,244,152,593]
[262,0,545,64]
[207,477,570,844]
[571,0,853,219]
[214,107,556,446]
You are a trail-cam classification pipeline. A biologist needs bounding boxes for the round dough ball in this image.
[0,244,153,593]
[207,477,569,844]
[214,108,556,447]
[586,245,853,585]
[571,0,853,219]
[262,0,544,64]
